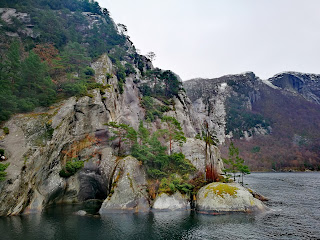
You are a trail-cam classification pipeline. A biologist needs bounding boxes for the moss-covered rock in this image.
[196,182,266,214]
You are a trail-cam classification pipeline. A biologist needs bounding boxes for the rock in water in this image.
[74,210,87,216]
[152,192,190,211]
[196,182,266,214]
[99,156,149,213]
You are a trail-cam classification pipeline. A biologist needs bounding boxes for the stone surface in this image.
[172,138,223,174]
[152,192,190,211]
[196,182,266,214]
[99,156,149,213]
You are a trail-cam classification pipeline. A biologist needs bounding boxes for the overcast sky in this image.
[98,0,320,81]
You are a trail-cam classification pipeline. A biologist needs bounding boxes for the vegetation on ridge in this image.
[0,0,149,123]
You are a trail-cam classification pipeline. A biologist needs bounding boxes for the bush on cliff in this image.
[59,160,84,178]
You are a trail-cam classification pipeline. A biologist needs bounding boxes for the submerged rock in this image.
[196,182,266,214]
[74,210,87,216]
[99,156,149,213]
[152,192,190,211]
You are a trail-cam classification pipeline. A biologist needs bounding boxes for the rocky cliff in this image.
[269,72,320,105]
[0,53,223,216]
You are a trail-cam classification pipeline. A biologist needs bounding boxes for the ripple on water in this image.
[0,172,319,240]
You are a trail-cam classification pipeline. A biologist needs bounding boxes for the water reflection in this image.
[0,173,319,240]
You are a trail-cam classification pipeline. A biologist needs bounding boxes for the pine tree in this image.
[222,142,250,185]
[160,116,186,155]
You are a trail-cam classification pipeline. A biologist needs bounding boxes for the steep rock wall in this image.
[0,54,223,216]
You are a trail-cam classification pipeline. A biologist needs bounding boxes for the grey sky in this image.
[98,0,320,81]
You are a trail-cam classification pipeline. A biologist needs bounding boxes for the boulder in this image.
[152,192,190,211]
[99,156,149,213]
[196,182,266,214]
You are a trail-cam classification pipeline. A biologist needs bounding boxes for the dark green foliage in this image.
[139,84,152,96]
[225,95,271,138]
[0,0,132,122]
[83,67,95,76]
[141,96,171,122]
[0,149,4,156]
[159,175,194,195]
[45,123,54,140]
[160,116,186,154]
[59,160,84,178]
[0,42,57,122]
[160,70,181,98]
[105,122,137,156]
[141,96,163,121]
[2,127,9,135]
[223,142,250,185]
[106,73,113,80]
[147,169,167,179]
[125,63,136,75]
[0,163,10,181]
[59,42,90,74]
[131,122,192,180]
[251,146,261,153]
[139,68,182,99]
[104,120,193,195]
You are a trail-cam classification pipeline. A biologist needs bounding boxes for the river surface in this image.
[0,172,319,240]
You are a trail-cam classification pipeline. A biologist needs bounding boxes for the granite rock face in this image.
[99,156,149,213]
[196,182,266,214]
[172,138,223,174]
[152,192,190,211]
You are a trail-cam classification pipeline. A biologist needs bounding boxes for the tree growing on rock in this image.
[146,51,156,62]
[223,142,250,185]
[105,122,137,156]
[160,116,186,155]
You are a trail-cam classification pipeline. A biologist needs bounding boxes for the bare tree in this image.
[146,51,156,62]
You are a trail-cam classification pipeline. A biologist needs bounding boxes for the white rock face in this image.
[184,79,228,144]
[152,192,190,211]
[196,182,266,213]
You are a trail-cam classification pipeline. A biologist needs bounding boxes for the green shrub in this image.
[0,149,4,156]
[59,160,84,178]
[251,146,261,153]
[106,73,113,80]
[3,127,9,135]
[147,168,167,179]
[0,163,9,181]
[83,67,95,76]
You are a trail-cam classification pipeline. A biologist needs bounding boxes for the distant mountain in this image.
[184,72,320,171]
[269,72,320,104]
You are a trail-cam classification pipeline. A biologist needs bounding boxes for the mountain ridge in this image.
[184,71,320,171]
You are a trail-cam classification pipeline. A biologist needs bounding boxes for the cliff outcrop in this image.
[0,54,223,216]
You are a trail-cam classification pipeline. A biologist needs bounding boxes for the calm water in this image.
[1,172,319,240]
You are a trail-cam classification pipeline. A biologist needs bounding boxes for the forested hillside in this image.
[0,0,143,122]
